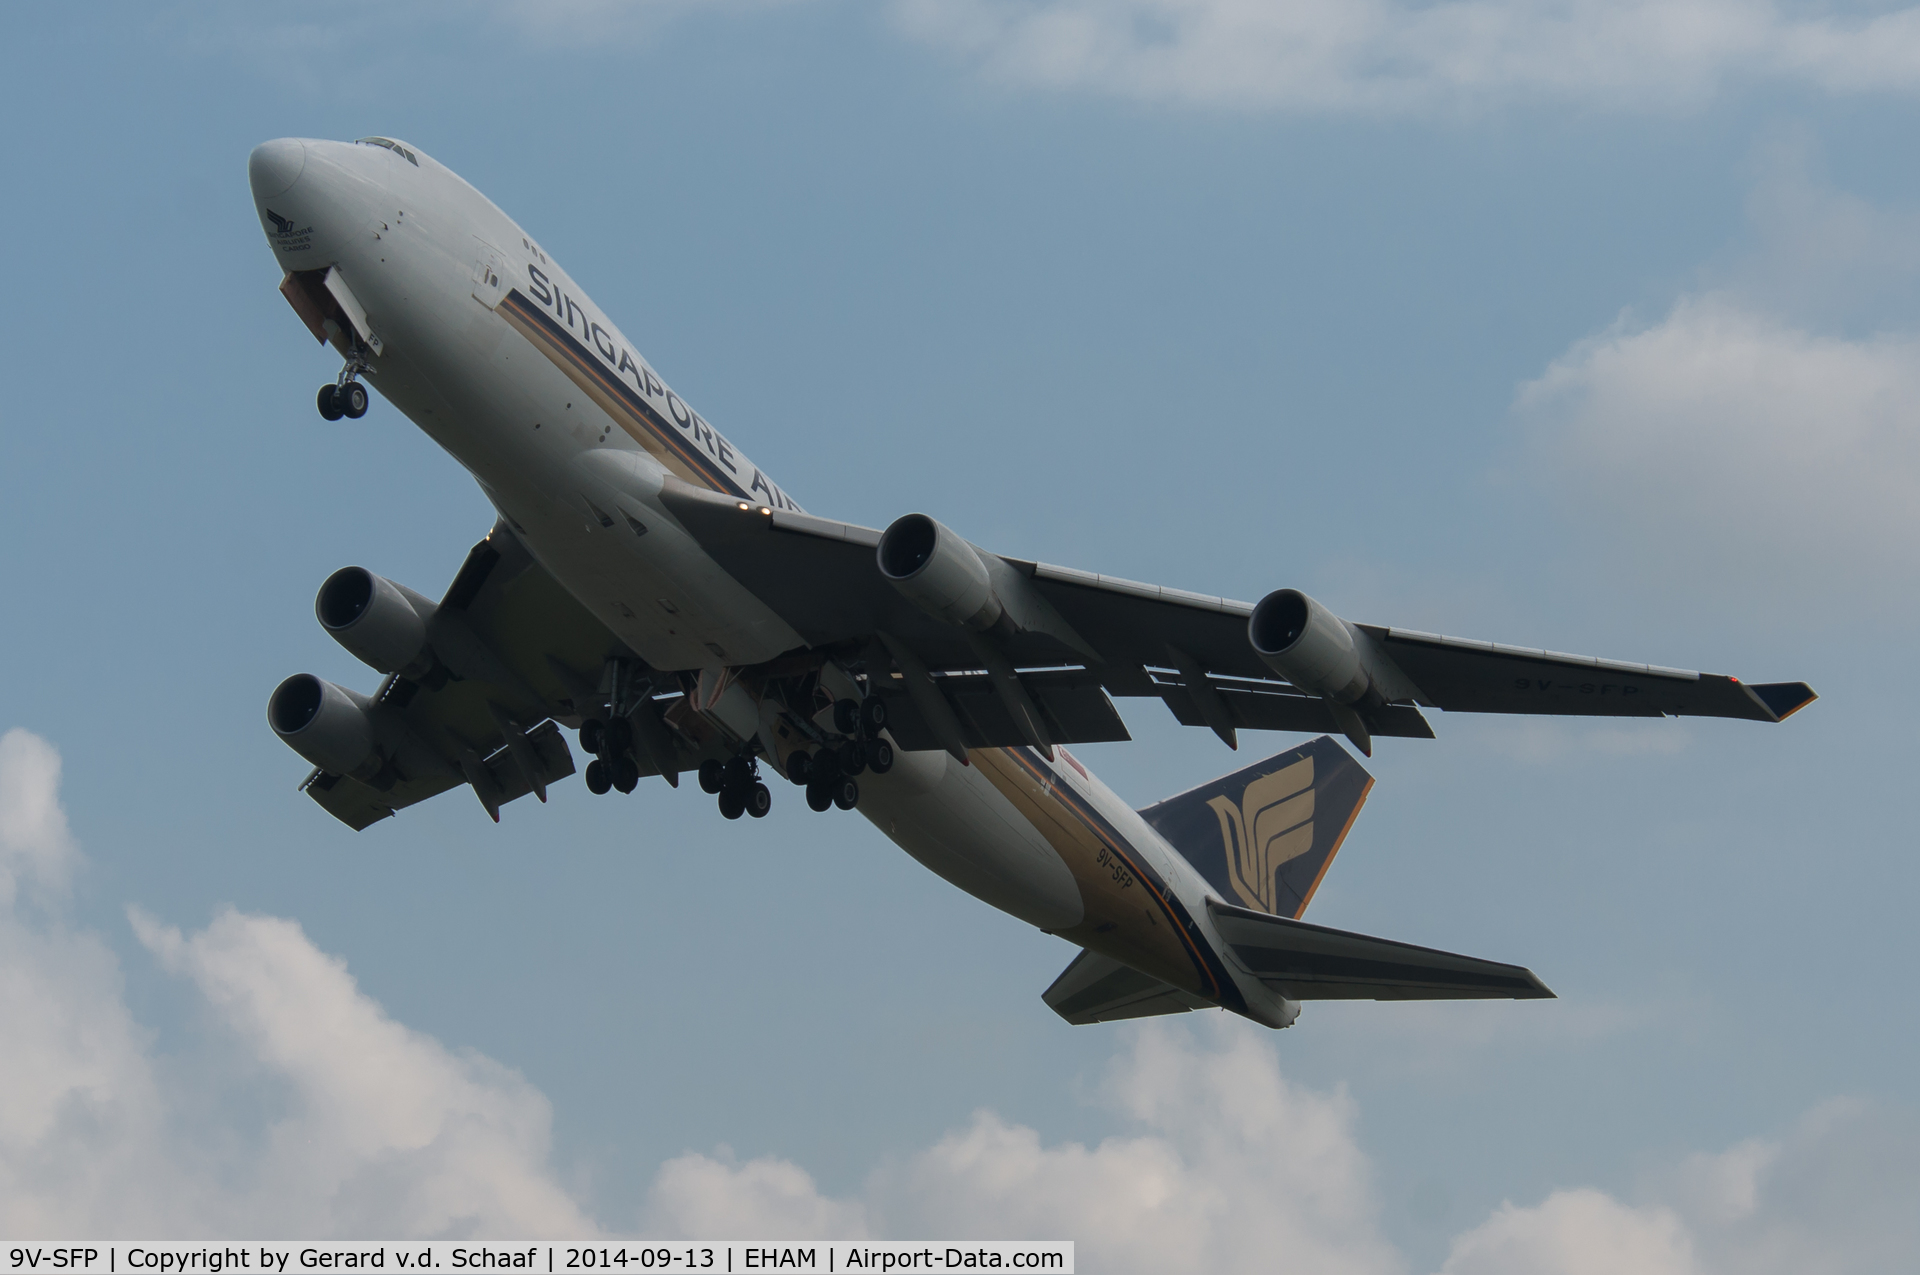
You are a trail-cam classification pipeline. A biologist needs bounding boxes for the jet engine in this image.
[1248,589,1372,704]
[316,566,437,678]
[268,673,377,777]
[877,513,1004,630]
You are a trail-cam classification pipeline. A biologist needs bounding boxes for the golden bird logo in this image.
[1206,757,1316,915]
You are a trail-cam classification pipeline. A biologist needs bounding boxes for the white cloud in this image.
[3,727,1915,1266]
[1439,1189,1699,1275]
[0,727,79,906]
[648,1021,1402,1274]
[1665,1098,1920,1275]
[646,1151,873,1238]
[132,908,597,1238]
[893,0,1920,114]
[0,729,593,1238]
[1515,292,1920,616]
[1438,1099,1920,1275]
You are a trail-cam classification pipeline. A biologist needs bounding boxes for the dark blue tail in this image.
[1138,736,1373,919]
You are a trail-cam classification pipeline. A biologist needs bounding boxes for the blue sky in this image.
[2,1,1917,1268]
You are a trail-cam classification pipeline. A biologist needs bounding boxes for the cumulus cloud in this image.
[646,1021,1401,1274]
[0,729,592,1238]
[3,727,1914,1264]
[1515,292,1920,616]
[131,909,597,1237]
[1438,1099,1920,1275]
[641,1021,1920,1275]
[893,0,1920,114]
[0,727,79,906]
[1439,1188,1698,1275]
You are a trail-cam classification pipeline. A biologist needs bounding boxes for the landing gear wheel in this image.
[805,781,834,813]
[833,698,861,735]
[785,751,812,785]
[602,718,632,754]
[746,782,772,818]
[338,381,370,418]
[859,696,887,736]
[832,776,860,811]
[317,384,344,421]
[723,756,752,788]
[718,787,746,820]
[579,719,605,754]
[584,759,612,795]
[698,759,725,794]
[612,757,640,794]
[838,739,867,776]
[867,739,895,775]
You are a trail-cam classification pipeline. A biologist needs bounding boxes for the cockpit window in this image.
[355,137,419,166]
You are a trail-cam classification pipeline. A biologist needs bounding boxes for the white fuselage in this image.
[248,136,1292,1026]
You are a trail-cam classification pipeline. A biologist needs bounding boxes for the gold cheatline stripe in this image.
[1293,773,1373,920]
[994,746,1232,1004]
[499,291,749,499]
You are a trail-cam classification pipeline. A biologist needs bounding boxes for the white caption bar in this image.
[3,1245,1072,1275]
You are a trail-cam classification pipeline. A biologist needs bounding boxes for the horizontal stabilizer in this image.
[1208,900,1553,1001]
[1043,949,1214,1025]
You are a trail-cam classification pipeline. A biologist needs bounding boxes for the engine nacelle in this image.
[877,513,1005,630]
[316,566,435,677]
[267,673,377,777]
[1248,589,1371,704]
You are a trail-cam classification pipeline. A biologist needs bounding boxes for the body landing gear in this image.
[704,756,771,820]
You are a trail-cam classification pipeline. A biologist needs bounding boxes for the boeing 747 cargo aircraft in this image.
[252,136,1814,1029]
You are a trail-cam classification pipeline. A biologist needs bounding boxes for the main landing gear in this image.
[789,696,892,815]
[698,756,771,821]
[316,347,373,420]
[580,716,640,797]
[579,684,894,823]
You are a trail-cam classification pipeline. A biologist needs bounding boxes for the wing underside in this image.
[286,486,1811,828]
[654,481,1813,754]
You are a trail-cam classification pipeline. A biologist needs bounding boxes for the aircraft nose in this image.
[248,138,307,201]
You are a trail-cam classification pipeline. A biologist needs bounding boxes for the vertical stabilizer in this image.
[1138,735,1372,919]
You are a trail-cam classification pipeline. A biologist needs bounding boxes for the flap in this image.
[875,669,1130,751]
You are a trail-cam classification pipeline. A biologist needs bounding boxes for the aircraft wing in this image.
[298,520,706,829]
[1208,901,1553,1000]
[656,481,1815,753]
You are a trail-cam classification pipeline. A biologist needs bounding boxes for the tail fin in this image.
[1138,735,1372,919]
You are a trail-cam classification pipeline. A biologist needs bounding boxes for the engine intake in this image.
[877,514,1005,630]
[1248,589,1371,704]
[317,566,436,677]
[268,673,377,777]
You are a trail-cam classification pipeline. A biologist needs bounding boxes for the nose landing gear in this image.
[316,346,374,420]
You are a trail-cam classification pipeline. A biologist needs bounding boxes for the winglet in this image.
[1747,681,1817,722]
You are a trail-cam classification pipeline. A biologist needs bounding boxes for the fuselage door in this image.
[471,240,508,310]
